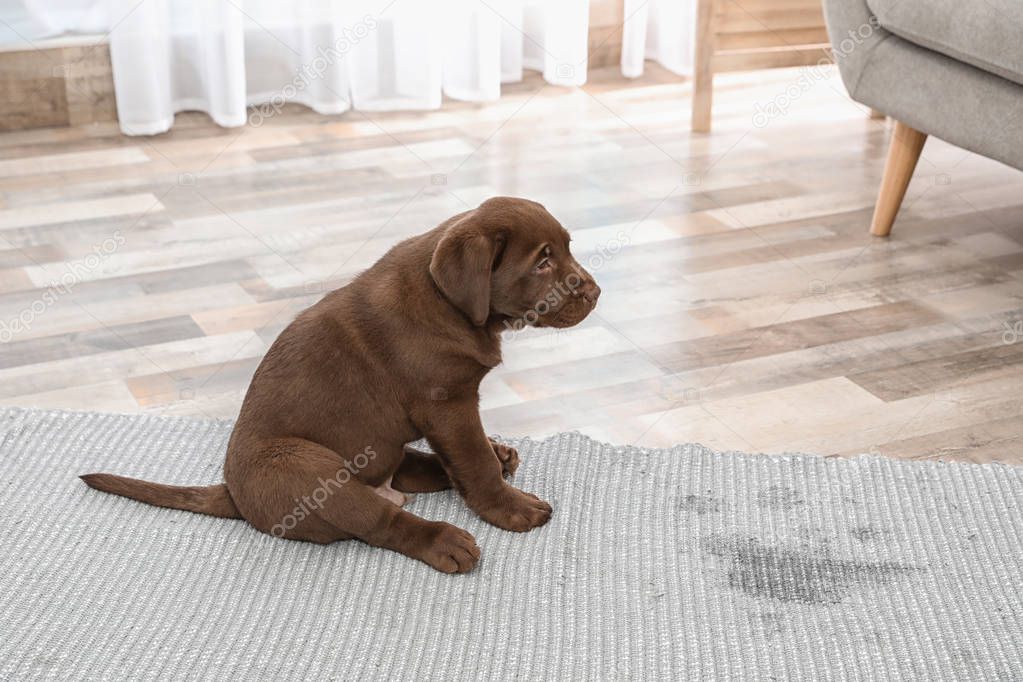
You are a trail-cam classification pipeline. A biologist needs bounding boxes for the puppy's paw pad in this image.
[420,523,480,574]
[480,486,552,532]
[505,509,551,532]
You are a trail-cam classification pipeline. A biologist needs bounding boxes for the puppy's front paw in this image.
[478,485,552,532]
[416,522,480,574]
[489,440,519,478]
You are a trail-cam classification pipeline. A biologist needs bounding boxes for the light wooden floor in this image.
[1,65,1021,463]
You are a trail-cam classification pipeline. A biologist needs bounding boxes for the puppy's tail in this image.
[79,473,241,519]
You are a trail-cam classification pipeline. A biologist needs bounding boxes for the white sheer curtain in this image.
[22,0,107,36]
[101,0,591,136]
[620,0,696,78]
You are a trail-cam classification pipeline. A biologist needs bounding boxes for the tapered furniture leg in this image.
[870,120,927,237]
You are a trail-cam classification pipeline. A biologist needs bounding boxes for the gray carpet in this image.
[1,407,1021,680]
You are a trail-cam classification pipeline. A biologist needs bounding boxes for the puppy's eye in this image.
[533,245,553,273]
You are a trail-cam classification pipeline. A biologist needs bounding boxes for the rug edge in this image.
[3,405,1019,473]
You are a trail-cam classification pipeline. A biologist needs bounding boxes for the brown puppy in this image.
[81,197,600,573]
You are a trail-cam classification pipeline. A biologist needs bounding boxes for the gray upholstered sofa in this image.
[823,0,1023,236]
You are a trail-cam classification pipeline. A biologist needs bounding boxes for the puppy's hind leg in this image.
[393,446,453,493]
[259,438,480,573]
[487,439,520,478]
[373,475,414,506]
[393,438,519,494]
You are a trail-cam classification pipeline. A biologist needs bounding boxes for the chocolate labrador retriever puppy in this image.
[81,197,600,573]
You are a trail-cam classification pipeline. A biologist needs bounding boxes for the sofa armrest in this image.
[822,0,891,98]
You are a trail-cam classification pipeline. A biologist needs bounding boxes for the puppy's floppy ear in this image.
[429,211,505,326]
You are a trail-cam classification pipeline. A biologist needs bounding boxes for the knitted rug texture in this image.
[1,408,1021,680]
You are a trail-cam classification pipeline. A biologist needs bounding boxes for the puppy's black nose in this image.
[581,281,601,305]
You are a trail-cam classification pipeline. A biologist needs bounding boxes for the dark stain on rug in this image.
[850,525,888,542]
[679,494,722,515]
[702,535,920,605]
[757,485,805,511]
[753,610,786,639]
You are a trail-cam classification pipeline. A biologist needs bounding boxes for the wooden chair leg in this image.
[870,120,927,237]
[691,0,716,133]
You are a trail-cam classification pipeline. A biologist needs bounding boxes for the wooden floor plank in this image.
[0,64,1020,462]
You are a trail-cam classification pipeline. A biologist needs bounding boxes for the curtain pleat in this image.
[104,0,594,135]
[621,0,696,78]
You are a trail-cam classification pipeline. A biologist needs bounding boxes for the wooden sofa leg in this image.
[870,120,928,237]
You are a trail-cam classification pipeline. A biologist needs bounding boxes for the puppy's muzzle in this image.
[578,280,601,306]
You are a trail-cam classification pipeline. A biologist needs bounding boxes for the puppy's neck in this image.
[471,318,505,368]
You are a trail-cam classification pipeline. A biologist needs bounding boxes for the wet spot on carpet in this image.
[753,610,786,638]
[757,486,805,511]
[850,525,888,542]
[701,535,920,605]
[680,494,722,515]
